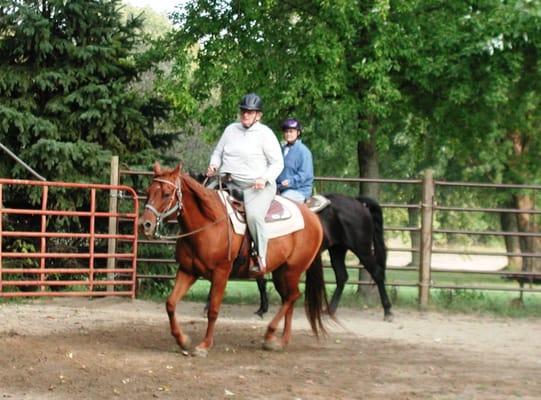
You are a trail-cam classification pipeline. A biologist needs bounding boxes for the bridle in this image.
[144,176,183,233]
[143,175,231,242]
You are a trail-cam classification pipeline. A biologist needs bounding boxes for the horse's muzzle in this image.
[139,218,156,238]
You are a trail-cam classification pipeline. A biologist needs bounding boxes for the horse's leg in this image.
[263,268,300,351]
[279,268,304,348]
[192,266,230,357]
[358,253,393,321]
[328,246,348,315]
[166,270,197,351]
[208,277,261,319]
[204,293,210,315]
[208,277,263,319]
[281,294,297,347]
[255,276,268,318]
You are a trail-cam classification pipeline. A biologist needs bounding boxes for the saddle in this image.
[207,174,292,222]
[204,175,299,277]
[225,194,331,276]
[305,194,331,213]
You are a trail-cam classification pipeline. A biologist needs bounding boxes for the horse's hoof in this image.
[254,310,265,319]
[262,339,283,352]
[326,309,337,318]
[383,312,394,323]
[326,307,337,316]
[191,347,209,358]
[180,334,192,350]
[510,298,524,308]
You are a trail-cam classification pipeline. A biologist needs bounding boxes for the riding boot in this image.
[249,254,266,274]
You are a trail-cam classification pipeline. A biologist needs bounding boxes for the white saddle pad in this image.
[217,191,305,239]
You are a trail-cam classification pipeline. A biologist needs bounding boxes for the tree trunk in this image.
[513,193,541,273]
[507,130,540,273]
[499,198,522,271]
[357,137,379,198]
[408,197,421,268]
[357,128,380,301]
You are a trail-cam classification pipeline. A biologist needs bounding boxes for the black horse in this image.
[255,193,393,321]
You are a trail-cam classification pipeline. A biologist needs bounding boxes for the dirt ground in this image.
[1,297,540,400]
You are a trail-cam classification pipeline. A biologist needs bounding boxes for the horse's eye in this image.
[163,192,171,198]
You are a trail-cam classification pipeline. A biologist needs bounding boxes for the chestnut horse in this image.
[140,162,327,357]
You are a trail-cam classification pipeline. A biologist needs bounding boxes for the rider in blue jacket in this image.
[276,118,314,203]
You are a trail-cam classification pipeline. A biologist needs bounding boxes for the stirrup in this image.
[249,264,263,273]
[249,255,266,274]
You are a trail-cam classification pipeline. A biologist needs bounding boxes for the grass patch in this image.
[0,297,29,305]
[136,275,541,319]
[429,289,541,317]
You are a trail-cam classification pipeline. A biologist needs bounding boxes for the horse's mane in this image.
[180,173,222,221]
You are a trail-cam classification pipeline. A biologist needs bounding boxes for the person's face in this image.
[240,109,260,128]
[283,128,299,144]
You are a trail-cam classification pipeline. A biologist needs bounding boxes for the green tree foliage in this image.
[162,0,406,178]
[387,0,541,265]
[0,0,170,194]
[161,0,541,185]
[394,0,541,185]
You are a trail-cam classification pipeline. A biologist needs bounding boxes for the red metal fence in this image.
[0,178,139,298]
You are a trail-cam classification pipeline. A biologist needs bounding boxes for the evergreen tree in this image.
[0,0,170,194]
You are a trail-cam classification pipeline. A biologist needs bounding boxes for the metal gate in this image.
[0,178,139,298]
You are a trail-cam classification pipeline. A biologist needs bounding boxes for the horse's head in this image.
[140,161,184,238]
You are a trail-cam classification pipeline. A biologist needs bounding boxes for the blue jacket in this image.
[276,139,314,199]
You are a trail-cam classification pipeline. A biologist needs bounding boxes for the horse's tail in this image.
[304,252,328,337]
[358,196,387,276]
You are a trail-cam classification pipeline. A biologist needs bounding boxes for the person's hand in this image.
[206,165,217,177]
[281,179,289,187]
[253,178,266,190]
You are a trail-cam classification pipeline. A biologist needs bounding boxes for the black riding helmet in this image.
[239,93,263,111]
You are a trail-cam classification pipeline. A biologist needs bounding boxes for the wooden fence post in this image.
[107,155,119,292]
[419,169,434,308]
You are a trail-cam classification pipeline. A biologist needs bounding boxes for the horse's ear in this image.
[173,162,184,175]
[153,161,162,176]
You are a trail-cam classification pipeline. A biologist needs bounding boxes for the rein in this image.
[155,215,228,240]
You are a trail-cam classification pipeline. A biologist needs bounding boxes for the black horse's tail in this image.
[304,253,328,337]
[358,196,387,276]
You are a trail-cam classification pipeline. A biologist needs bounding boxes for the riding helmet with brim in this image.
[239,93,263,111]
[281,118,302,132]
